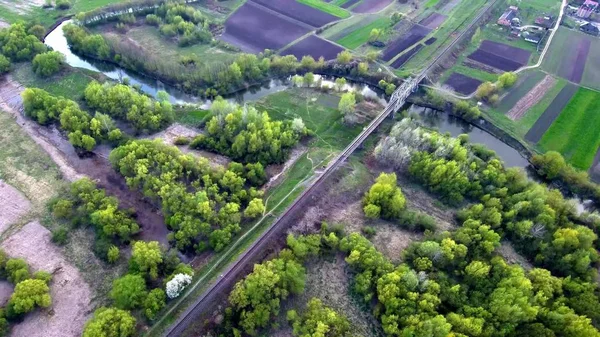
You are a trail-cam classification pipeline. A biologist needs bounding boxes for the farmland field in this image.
[525,83,577,143]
[419,12,447,29]
[444,72,482,95]
[220,1,311,52]
[497,70,546,114]
[352,0,394,13]
[282,35,344,60]
[251,0,339,27]
[381,24,431,62]
[390,44,424,69]
[467,40,531,71]
[297,0,351,18]
[538,88,600,169]
[336,18,391,49]
[542,27,599,88]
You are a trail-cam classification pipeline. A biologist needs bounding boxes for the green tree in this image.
[338,92,356,116]
[369,28,381,42]
[143,288,166,321]
[244,198,265,219]
[8,279,51,314]
[110,274,148,310]
[335,77,347,91]
[0,55,9,74]
[362,172,406,219]
[336,50,352,64]
[32,51,65,77]
[5,258,29,284]
[83,307,136,337]
[475,81,496,100]
[497,72,518,89]
[303,72,315,87]
[288,298,352,337]
[531,151,566,180]
[107,245,120,263]
[130,241,163,280]
[357,62,368,75]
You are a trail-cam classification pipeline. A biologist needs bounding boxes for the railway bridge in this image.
[161,0,498,335]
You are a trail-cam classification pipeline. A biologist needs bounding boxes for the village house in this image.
[523,31,544,44]
[580,22,600,35]
[498,6,519,26]
[576,0,598,18]
[535,15,555,29]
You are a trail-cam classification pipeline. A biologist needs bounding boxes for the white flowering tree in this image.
[166,273,192,299]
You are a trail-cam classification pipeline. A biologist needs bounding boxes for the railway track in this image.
[162,1,497,335]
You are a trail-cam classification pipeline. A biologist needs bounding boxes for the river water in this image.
[42,21,592,214]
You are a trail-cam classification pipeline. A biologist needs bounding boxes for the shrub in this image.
[0,55,9,74]
[110,274,148,310]
[32,51,65,77]
[173,136,190,145]
[397,210,437,232]
[362,226,377,238]
[8,279,51,314]
[83,307,136,337]
[107,246,120,264]
[5,259,29,284]
[166,273,192,299]
[55,0,71,10]
[51,227,69,245]
[143,288,166,320]
[363,172,406,220]
[52,199,73,218]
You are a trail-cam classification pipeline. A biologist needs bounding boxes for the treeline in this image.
[51,178,140,259]
[84,81,174,133]
[532,151,600,205]
[109,139,266,252]
[0,23,47,74]
[62,23,391,97]
[83,241,194,336]
[0,251,53,336]
[22,88,123,151]
[189,99,309,165]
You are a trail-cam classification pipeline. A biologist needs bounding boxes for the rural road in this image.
[160,1,499,336]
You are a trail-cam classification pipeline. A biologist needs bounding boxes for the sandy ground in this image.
[0,281,13,307]
[2,221,92,337]
[0,76,83,182]
[264,145,308,190]
[0,180,31,233]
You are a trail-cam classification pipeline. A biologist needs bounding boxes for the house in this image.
[535,15,555,29]
[580,22,600,35]
[577,0,598,18]
[498,6,518,26]
[523,31,543,44]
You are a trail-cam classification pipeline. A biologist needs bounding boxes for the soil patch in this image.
[507,75,556,120]
[497,241,533,270]
[467,40,531,72]
[2,221,93,337]
[419,13,447,29]
[566,38,591,83]
[525,83,577,143]
[390,44,424,69]
[264,145,308,190]
[444,72,482,95]
[0,281,13,307]
[381,24,431,62]
[0,180,31,233]
[352,0,394,13]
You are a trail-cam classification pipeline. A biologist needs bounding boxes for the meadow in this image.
[538,88,600,169]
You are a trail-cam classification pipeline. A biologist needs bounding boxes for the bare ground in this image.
[264,145,308,190]
[0,76,83,182]
[507,75,556,120]
[0,281,13,307]
[0,0,46,14]
[1,221,93,337]
[497,241,533,270]
[0,180,31,233]
[0,20,9,29]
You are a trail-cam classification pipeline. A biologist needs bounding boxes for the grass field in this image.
[297,0,351,18]
[582,34,600,91]
[102,25,239,65]
[321,15,380,40]
[254,88,363,150]
[175,109,211,127]
[425,0,441,8]
[11,63,97,102]
[519,78,566,132]
[538,88,600,169]
[337,18,391,49]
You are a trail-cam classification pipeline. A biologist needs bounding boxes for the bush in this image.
[32,51,65,77]
[397,210,437,232]
[55,0,71,9]
[83,307,136,337]
[173,136,190,145]
[110,274,148,310]
[362,226,377,238]
[107,246,120,264]
[363,173,406,220]
[8,279,51,314]
[51,227,69,245]
[0,55,9,74]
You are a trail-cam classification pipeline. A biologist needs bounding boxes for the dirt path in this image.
[2,221,93,337]
[0,76,83,182]
[0,180,31,234]
[507,75,556,120]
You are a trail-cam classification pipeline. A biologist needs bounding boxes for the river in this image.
[42,20,593,214]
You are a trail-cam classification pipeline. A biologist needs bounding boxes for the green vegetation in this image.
[497,71,545,113]
[175,109,211,127]
[190,99,309,165]
[337,18,391,49]
[362,172,406,219]
[519,78,566,132]
[32,51,65,77]
[425,0,440,8]
[539,88,600,170]
[297,0,351,18]
[11,63,97,101]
